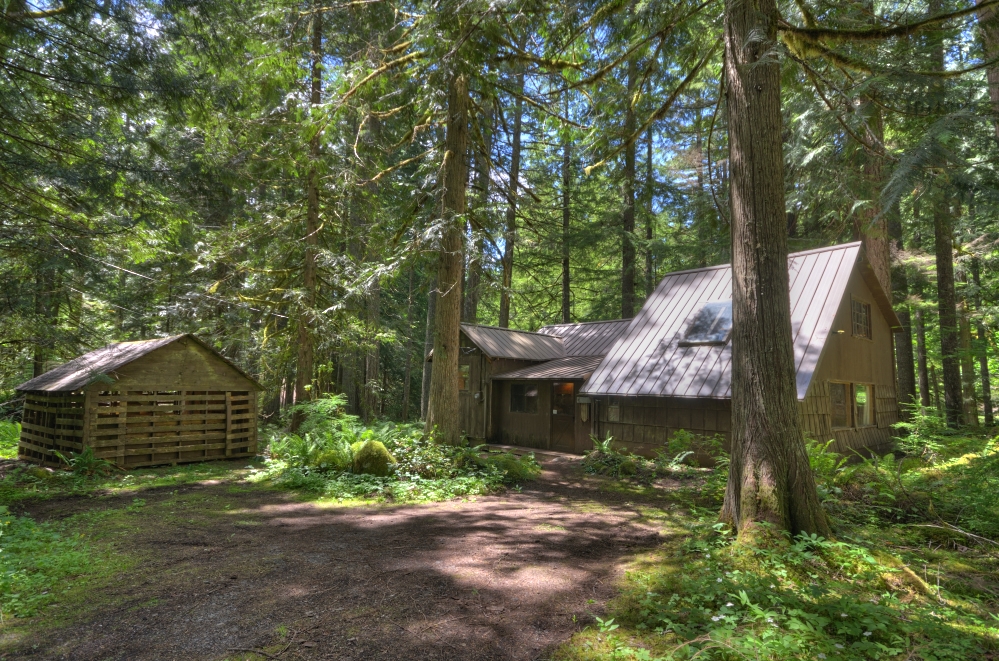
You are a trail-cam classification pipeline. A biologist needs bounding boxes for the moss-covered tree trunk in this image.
[425,73,469,445]
[719,0,829,539]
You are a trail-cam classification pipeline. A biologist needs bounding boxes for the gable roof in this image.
[581,242,897,400]
[460,324,565,361]
[16,334,261,393]
[492,355,605,381]
[536,319,632,357]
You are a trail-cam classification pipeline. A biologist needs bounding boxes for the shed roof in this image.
[16,334,261,393]
[581,242,895,400]
[536,319,631,357]
[459,324,565,361]
[492,355,605,381]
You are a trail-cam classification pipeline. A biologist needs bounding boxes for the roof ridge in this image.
[646,241,863,280]
[460,322,556,337]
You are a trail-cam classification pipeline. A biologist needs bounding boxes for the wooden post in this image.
[225,391,233,457]
[117,395,127,468]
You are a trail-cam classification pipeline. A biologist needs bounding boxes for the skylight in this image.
[680,301,732,346]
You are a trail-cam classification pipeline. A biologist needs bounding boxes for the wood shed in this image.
[16,334,262,469]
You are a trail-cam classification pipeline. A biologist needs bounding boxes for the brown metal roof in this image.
[492,355,605,381]
[16,334,261,392]
[460,324,565,361]
[581,242,882,400]
[536,319,631,357]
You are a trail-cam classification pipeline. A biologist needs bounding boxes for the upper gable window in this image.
[680,301,733,346]
[852,298,872,339]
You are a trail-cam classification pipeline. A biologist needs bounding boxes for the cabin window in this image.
[680,301,732,346]
[830,382,850,428]
[855,384,873,426]
[510,383,538,414]
[458,364,471,391]
[552,382,574,416]
[829,381,875,428]
[852,298,872,339]
[607,405,620,422]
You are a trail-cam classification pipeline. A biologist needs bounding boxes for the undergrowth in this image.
[556,413,999,661]
[0,421,18,460]
[581,431,724,483]
[253,394,540,502]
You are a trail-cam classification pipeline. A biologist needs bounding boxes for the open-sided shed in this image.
[16,334,262,468]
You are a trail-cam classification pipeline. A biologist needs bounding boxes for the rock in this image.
[351,440,396,477]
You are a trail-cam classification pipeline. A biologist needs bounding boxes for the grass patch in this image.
[554,422,999,661]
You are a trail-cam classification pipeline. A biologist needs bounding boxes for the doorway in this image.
[550,382,575,452]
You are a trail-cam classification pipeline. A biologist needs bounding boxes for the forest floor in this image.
[0,456,685,661]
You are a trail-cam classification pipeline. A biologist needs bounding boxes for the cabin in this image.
[16,334,262,469]
[458,242,900,456]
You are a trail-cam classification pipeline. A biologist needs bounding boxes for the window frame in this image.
[829,381,852,429]
[509,382,539,415]
[851,297,873,340]
[853,383,875,428]
[679,300,733,347]
[458,363,471,391]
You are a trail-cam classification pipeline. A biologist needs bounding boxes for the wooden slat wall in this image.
[19,388,257,469]
[592,395,731,458]
[18,392,87,466]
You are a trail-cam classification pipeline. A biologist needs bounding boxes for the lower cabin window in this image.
[510,383,539,414]
[829,381,875,428]
[458,364,471,391]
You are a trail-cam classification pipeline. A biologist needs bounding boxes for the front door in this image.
[551,382,575,452]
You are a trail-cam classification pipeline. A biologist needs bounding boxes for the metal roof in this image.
[536,319,631,357]
[460,324,565,361]
[492,355,605,381]
[581,242,888,400]
[16,334,261,392]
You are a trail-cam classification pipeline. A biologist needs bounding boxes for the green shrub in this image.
[0,421,19,460]
[351,440,396,476]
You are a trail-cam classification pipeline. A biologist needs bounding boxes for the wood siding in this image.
[587,395,731,458]
[18,338,260,468]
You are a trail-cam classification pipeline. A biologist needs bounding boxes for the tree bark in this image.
[972,258,994,425]
[498,74,524,328]
[888,209,916,417]
[425,73,469,445]
[915,307,931,409]
[959,296,979,426]
[858,99,891,298]
[645,128,655,297]
[934,199,962,426]
[421,275,436,419]
[362,279,380,423]
[464,107,491,324]
[976,0,999,142]
[402,268,415,422]
[719,0,829,538]
[621,58,637,319]
[561,124,572,324]
[291,10,323,431]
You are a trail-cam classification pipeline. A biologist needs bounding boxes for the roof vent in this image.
[679,301,732,346]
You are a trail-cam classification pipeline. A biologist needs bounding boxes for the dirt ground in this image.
[5,457,673,661]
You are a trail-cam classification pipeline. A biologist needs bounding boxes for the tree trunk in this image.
[621,58,637,319]
[977,0,999,142]
[915,308,931,409]
[932,363,942,414]
[402,269,415,422]
[959,297,979,426]
[498,75,524,328]
[972,258,994,425]
[421,275,436,419]
[934,199,962,426]
[561,115,572,324]
[425,73,469,445]
[645,127,655,297]
[888,209,916,417]
[464,109,491,324]
[291,11,323,431]
[719,0,829,538]
[362,279,380,423]
[858,99,891,298]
